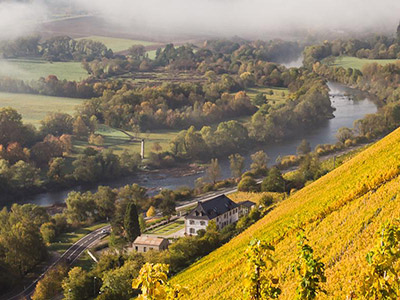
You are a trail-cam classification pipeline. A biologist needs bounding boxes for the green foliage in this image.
[62,267,92,300]
[124,202,141,242]
[292,231,326,300]
[244,240,281,299]
[238,176,259,192]
[206,158,221,184]
[261,168,285,193]
[360,221,400,299]
[32,264,67,300]
[297,139,311,156]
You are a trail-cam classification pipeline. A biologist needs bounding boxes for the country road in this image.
[4,225,110,300]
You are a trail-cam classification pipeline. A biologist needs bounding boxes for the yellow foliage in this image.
[171,127,400,299]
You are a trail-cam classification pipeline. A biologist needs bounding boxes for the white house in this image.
[184,195,240,235]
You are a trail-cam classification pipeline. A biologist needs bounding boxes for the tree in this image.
[72,116,90,139]
[261,168,285,193]
[132,263,188,299]
[229,153,245,178]
[238,176,259,192]
[9,160,40,190]
[297,139,311,156]
[243,240,280,299]
[292,231,326,300]
[62,267,92,300]
[40,222,56,244]
[47,157,67,182]
[0,107,30,146]
[252,93,267,106]
[65,191,96,225]
[159,191,176,218]
[250,151,269,175]
[120,150,141,174]
[32,264,67,300]
[40,112,73,136]
[360,221,400,299]
[147,206,156,217]
[336,127,354,143]
[94,186,117,220]
[206,158,221,184]
[124,202,141,242]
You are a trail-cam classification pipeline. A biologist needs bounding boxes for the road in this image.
[5,225,110,300]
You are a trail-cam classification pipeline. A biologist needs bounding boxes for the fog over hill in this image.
[1,0,400,40]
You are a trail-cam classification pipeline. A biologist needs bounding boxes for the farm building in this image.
[132,236,169,253]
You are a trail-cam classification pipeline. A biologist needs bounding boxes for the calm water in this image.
[19,81,377,206]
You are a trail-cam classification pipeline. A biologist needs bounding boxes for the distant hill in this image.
[172,127,400,299]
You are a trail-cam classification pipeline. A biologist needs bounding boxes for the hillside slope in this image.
[172,127,400,299]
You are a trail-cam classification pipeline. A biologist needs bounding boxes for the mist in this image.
[0,1,47,41]
[71,0,400,39]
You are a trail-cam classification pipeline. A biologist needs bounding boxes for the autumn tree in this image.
[297,139,311,156]
[32,264,67,300]
[132,263,188,299]
[147,206,156,217]
[62,267,92,300]
[206,158,221,184]
[229,153,245,178]
[261,168,285,193]
[336,127,354,143]
[250,151,270,176]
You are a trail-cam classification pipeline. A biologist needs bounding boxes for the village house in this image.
[132,236,169,253]
[184,195,242,235]
[237,200,257,217]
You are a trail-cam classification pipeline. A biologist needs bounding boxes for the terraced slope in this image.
[172,127,400,299]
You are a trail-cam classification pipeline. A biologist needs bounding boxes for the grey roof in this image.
[186,195,238,220]
[237,200,256,208]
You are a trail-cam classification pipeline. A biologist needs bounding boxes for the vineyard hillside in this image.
[172,127,400,299]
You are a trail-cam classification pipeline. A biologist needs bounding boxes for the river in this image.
[19,81,377,206]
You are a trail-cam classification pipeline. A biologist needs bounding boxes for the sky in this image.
[0,0,399,40]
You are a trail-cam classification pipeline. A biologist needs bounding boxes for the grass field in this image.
[77,35,159,52]
[172,127,400,299]
[332,56,399,70]
[245,86,289,107]
[146,219,185,235]
[0,92,83,127]
[0,58,88,81]
[73,124,179,156]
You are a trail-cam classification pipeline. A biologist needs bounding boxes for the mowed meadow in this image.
[0,58,89,81]
[332,56,399,70]
[0,92,83,127]
[171,126,400,299]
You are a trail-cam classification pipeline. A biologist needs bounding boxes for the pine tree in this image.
[124,202,141,242]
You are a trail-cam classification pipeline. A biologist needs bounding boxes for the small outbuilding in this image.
[237,200,256,217]
[132,236,169,253]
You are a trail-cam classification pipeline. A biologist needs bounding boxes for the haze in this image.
[1,0,400,40]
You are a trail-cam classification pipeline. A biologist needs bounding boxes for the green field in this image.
[0,92,83,126]
[74,124,179,156]
[0,58,88,81]
[245,86,289,107]
[332,56,399,70]
[77,35,159,52]
[146,219,185,235]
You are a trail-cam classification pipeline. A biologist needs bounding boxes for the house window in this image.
[144,247,147,252]
[150,247,153,250]
[189,220,195,225]
[190,228,195,234]
[135,246,138,251]
[200,221,205,226]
